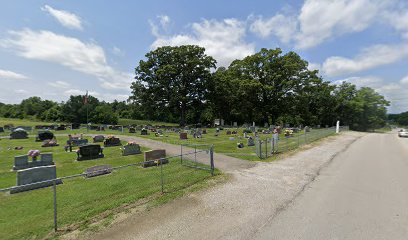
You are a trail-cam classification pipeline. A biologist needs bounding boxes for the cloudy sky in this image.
[1,0,408,113]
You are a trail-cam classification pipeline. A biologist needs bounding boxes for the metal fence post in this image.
[265,139,268,158]
[180,145,183,164]
[53,179,58,232]
[160,158,164,194]
[194,145,197,166]
[210,145,214,176]
[305,130,307,144]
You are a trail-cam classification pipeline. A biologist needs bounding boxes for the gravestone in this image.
[0,127,4,132]
[13,155,29,170]
[232,130,237,134]
[304,126,310,133]
[226,130,232,135]
[180,132,188,140]
[36,131,54,142]
[77,144,104,161]
[85,165,112,178]
[249,126,256,133]
[93,135,105,143]
[56,125,66,131]
[41,139,59,147]
[247,137,255,146]
[10,128,28,139]
[233,122,238,127]
[10,165,62,194]
[143,149,167,168]
[69,139,88,146]
[13,153,55,170]
[202,129,207,134]
[141,129,148,135]
[104,137,121,147]
[229,137,235,141]
[129,127,136,133]
[122,144,141,156]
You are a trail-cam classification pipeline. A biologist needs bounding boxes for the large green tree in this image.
[130,45,216,126]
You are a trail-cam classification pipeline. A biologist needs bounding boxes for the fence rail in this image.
[255,126,348,159]
[0,145,214,235]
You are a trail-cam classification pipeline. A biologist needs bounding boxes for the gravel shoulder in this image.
[89,131,364,240]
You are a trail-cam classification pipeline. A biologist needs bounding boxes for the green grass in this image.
[1,117,337,161]
[0,137,215,240]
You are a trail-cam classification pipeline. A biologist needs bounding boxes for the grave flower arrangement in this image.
[27,149,40,160]
[127,141,138,146]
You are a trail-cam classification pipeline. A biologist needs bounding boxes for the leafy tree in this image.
[61,95,99,123]
[351,87,389,131]
[91,105,119,124]
[130,45,216,126]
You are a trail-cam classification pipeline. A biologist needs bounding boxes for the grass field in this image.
[0,136,215,239]
[0,116,338,161]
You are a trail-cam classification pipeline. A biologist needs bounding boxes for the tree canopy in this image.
[0,45,393,131]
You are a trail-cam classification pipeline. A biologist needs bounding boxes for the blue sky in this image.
[1,0,408,113]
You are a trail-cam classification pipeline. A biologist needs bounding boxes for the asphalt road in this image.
[254,132,408,240]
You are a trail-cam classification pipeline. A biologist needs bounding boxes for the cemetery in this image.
[0,125,214,239]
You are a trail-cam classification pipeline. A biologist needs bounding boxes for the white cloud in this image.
[322,44,408,77]
[307,62,322,72]
[333,76,383,88]
[14,89,28,94]
[296,0,381,49]
[112,46,124,56]
[48,81,70,89]
[400,75,408,85]
[250,14,298,44]
[158,15,170,28]
[1,29,132,90]
[388,11,408,39]
[41,5,83,30]
[0,69,28,80]
[151,18,255,67]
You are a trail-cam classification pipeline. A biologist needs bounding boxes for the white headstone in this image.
[336,121,340,134]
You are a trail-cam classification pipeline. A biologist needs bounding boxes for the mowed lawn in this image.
[0,116,337,161]
[0,136,214,240]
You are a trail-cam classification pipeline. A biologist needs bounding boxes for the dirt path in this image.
[85,134,256,172]
[88,131,364,240]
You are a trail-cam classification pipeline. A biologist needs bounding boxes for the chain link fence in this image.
[255,127,348,159]
[0,144,214,239]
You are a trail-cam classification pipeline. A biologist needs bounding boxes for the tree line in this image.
[0,96,136,125]
[131,45,390,131]
[0,45,391,131]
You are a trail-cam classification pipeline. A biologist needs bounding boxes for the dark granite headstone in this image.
[180,132,188,140]
[10,128,28,139]
[85,165,112,178]
[141,129,148,135]
[69,139,88,146]
[77,144,104,161]
[0,127,4,132]
[129,127,136,133]
[93,135,105,143]
[104,137,121,147]
[36,131,54,142]
[226,130,232,135]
